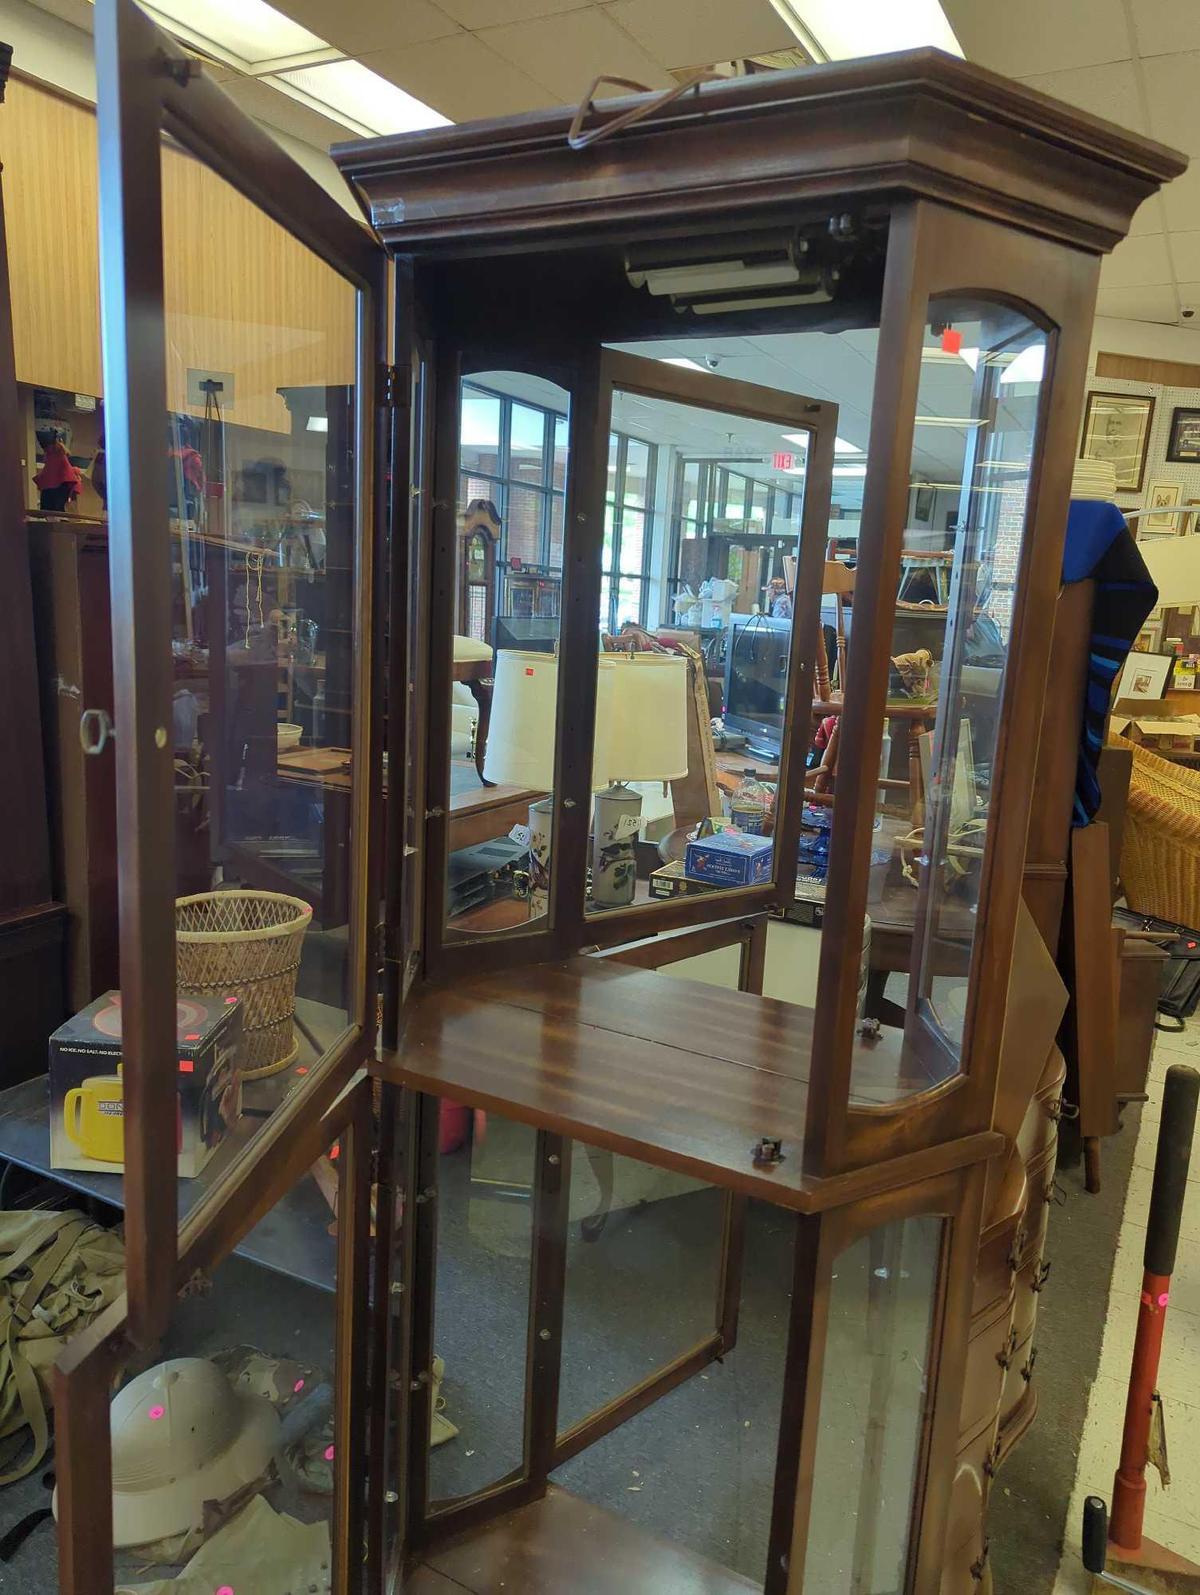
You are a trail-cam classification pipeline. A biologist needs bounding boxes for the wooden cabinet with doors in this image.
[50,10,1183,1595]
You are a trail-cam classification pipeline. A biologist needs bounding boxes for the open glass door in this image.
[80,0,385,1392]
[559,349,838,948]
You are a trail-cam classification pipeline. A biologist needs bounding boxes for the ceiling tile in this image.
[1168,230,1200,280]
[434,0,590,24]
[940,0,1130,78]
[1100,231,1174,288]
[1141,53,1200,154]
[1130,0,1200,59]
[1094,284,1179,322]
[361,31,562,120]
[271,0,460,55]
[220,74,357,149]
[479,6,675,102]
[601,0,793,70]
[1174,280,1200,313]
[1129,195,1166,237]
[1161,159,1200,233]
[1016,61,1146,134]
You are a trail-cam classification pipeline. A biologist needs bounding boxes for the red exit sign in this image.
[773,451,794,471]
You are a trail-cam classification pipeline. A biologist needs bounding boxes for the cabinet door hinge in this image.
[379,364,409,410]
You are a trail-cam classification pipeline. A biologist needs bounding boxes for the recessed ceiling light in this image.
[270,60,450,137]
[782,430,862,454]
[659,358,706,372]
[306,415,328,432]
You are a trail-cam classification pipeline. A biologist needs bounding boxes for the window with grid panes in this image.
[603,432,657,632]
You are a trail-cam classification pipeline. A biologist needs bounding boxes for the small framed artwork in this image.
[913,484,934,523]
[1115,650,1174,702]
[1079,390,1155,493]
[1167,406,1200,463]
[1143,480,1182,534]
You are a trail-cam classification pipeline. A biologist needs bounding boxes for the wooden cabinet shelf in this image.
[379,958,1002,1213]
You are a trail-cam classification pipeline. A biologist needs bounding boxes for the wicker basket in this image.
[1110,733,1200,929]
[176,890,312,1079]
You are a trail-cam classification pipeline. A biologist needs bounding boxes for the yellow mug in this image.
[63,1072,125,1164]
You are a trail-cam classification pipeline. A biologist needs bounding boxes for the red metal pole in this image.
[1109,1063,1199,1551]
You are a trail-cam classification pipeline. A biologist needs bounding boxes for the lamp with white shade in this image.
[482,650,560,918]
[591,653,689,910]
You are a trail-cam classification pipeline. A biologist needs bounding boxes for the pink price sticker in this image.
[217,1586,235,1595]
[293,1378,306,1394]
[1159,1291,1170,1307]
[148,1405,165,1421]
[324,1445,335,1462]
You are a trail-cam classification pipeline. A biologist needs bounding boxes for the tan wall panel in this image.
[1096,349,1200,388]
[4,77,356,431]
[5,77,102,398]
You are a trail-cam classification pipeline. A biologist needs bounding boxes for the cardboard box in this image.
[49,991,243,1177]
[648,859,707,899]
[684,830,773,887]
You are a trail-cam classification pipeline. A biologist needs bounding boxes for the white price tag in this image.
[612,813,643,840]
[508,824,532,847]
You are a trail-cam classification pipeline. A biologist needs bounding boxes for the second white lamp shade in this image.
[481,649,689,788]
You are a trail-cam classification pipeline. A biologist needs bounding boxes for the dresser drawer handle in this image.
[996,1328,1019,1370]
[1031,1259,1052,1293]
[1021,1345,1039,1382]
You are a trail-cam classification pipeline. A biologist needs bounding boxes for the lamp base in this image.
[529,797,553,919]
[592,783,642,909]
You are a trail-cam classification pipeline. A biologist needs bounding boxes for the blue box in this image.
[684,830,773,886]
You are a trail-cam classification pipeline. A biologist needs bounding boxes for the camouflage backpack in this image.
[0,1209,125,1482]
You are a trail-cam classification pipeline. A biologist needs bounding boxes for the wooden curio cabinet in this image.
[52,4,1183,1592]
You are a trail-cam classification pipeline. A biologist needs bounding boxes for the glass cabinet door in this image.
[95,0,386,1341]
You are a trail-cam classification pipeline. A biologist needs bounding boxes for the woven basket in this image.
[176,891,312,1079]
[1111,733,1200,929]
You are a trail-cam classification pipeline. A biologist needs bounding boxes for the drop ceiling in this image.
[942,0,1198,327]
[13,0,1195,329]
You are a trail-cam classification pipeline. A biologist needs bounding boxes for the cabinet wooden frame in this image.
[394,914,767,1560]
[807,199,1102,1178]
[53,1072,375,1595]
[421,342,837,980]
[92,0,387,1343]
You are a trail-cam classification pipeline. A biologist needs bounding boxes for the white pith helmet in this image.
[101,1357,279,1547]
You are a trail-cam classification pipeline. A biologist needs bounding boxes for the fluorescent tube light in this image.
[271,60,450,136]
[782,430,862,454]
[136,0,326,66]
[832,465,868,477]
[640,259,801,297]
[306,415,328,432]
[690,287,832,315]
[999,345,1046,385]
[769,0,962,61]
[913,416,987,428]
[659,358,706,372]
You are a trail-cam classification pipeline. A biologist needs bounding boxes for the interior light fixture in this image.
[768,0,962,62]
[270,59,451,137]
[832,465,868,477]
[306,415,328,432]
[639,260,802,297]
[913,416,987,428]
[689,284,833,316]
[781,430,862,455]
[659,358,706,372]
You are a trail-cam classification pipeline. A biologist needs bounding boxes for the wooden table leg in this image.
[466,677,495,787]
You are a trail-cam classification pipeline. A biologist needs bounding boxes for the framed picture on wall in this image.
[1079,390,1155,492]
[913,484,934,523]
[1143,480,1182,534]
[1167,406,1200,463]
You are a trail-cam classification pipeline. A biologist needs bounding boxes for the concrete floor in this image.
[1050,1022,1200,1593]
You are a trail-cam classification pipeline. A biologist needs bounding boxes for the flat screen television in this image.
[723,615,793,763]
